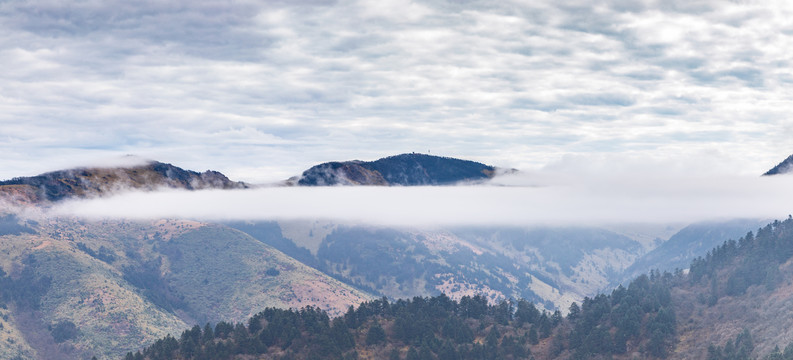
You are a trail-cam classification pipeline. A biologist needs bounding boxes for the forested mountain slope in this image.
[138,217,793,360]
[619,219,764,284]
[129,273,676,360]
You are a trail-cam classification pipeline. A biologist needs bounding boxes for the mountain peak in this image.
[763,154,793,176]
[295,153,501,186]
[0,160,247,203]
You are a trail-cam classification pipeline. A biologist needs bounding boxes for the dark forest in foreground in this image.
[126,277,672,360]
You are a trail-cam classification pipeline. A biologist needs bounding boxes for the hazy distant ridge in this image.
[763,154,793,176]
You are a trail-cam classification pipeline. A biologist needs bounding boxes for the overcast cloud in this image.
[2,0,792,181]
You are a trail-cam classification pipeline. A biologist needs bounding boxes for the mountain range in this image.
[0,153,791,359]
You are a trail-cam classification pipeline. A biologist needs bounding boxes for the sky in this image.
[2,0,793,182]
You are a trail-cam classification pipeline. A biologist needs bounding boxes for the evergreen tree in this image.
[528,326,539,345]
[516,299,540,325]
[366,323,386,346]
[406,347,420,360]
[202,323,214,344]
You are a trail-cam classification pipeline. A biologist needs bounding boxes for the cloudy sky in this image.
[2,0,792,182]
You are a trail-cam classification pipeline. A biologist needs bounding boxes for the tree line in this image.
[128,270,676,360]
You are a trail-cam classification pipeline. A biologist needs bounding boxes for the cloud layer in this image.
[53,170,793,227]
[2,0,792,181]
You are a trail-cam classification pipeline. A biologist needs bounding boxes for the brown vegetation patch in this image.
[0,185,41,206]
[286,280,374,317]
[434,274,504,303]
[151,219,205,240]
[31,241,50,250]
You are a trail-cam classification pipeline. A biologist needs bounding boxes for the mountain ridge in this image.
[294,153,506,186]
[0,160,248,204]
[763,154,793,176]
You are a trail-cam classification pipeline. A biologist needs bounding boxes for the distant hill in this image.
[618,219,764,283]
[763,154,793,176]
[295,153,502,186]
[229,221,646,312]
[0,161,247,203]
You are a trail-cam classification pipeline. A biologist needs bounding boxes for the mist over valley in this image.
[0,153,792,359]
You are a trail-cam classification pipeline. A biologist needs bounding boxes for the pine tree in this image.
[365,323,386,345]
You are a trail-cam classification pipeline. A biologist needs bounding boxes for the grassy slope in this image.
[161,225,374,323]
[0,217,373,359]
[0,230,188,359]
[0,303,37,359]
[35,243,187,358]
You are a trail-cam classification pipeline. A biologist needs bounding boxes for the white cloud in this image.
[51,168,793,227]
[0,0,792,181]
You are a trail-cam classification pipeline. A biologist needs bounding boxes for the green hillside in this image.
[0,217,373,359]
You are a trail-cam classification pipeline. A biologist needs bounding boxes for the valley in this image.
[0,153,790,359]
